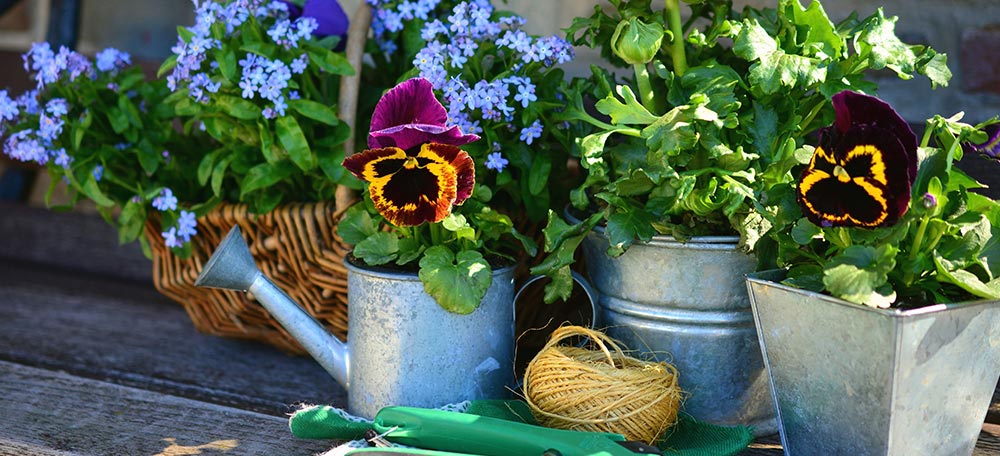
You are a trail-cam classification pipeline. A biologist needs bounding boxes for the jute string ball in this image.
[522,325,683,444]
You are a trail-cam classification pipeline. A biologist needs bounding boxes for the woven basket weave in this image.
[146,202,350,354]
[143,3,374,354]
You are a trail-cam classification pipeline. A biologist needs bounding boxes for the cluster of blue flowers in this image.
[238,53,306,118]
[152,188,198,248]
[2,44,128,174]
[367,0,447,55]
[404,1,572,171]
[168,0,314,117]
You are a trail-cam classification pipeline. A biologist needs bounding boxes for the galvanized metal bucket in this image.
[345,261,517,419]
[578,223,776,435]
[747,270,1000,456]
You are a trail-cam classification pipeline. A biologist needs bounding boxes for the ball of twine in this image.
[522,325,683,444]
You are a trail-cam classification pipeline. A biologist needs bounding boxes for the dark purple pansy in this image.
[282,0,349,40]
[964,123,1000,159]
[343,78,479,227]
[796,91,917,228]
[368,78,480,151]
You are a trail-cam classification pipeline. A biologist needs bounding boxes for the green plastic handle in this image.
[372,406,638,456]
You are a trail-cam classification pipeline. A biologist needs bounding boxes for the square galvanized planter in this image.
[746,270,1000,455]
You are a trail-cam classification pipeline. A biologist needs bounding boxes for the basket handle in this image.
[334,1,373,212]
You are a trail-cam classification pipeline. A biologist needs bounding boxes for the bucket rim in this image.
[344,256,517,281]
[746,269,1000,318]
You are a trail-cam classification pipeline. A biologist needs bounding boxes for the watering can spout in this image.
[195,226,350,390]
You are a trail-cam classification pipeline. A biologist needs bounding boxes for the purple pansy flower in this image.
[964,123,1000,159]
[367,77,480,151]
[283,0,349,41]
[796,91,916,228]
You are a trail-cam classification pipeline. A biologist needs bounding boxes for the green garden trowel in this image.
[345,406,663,456]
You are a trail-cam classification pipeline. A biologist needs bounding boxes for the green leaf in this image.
[354,232,399,265]
[595,85,659,125]
[920,51,952,89]
[856,10,917,77]
[211,156,235,196]
[215,47,237,82]
[80,172,115,207]
[643,106,698,158]
[305,44,355,75]
[157,54,178,79]
[530,211,604,303]
[276,115,316,171]
[289,99,340,126]
[782,0,843,58]
[605,207,657,255]
[239,160,296,196]
[791,217,821,245]
[528,155,552,196]
[216,95,261,120]
[117,200,146,244]
[934,255,1000,300]
[337,203,378,245]
[137,145,160,175]
[823,244,898,306]
[733,18,777,62]
[107,107,129,133]
[418,247,492,315]
[750,51,826,95]
[197,151,219,186]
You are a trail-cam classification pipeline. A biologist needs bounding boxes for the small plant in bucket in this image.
[339,77,535,314]
[758,90,1000,308]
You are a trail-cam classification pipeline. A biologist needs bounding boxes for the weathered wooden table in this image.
[1,201,999,455]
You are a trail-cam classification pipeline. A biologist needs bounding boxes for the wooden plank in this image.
[0,201,151,282]
[0,258,346,416]
[741,423,1000,455]
[0,360,336,456]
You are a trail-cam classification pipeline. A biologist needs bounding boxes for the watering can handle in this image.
[513,271,600,329]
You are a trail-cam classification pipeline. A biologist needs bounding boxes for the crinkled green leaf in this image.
[823,244,898,306]
[530,211,603,303]
[934,255,1000,300]
[750,51,826,95]
[354,232,399,266]
[605,207,657,255]
[782,0,842,59]
[419,247,492,314]
[643,107,698,158]
[595,85,659,125]
[733,18,777,62]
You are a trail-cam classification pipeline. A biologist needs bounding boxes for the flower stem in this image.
[798,98,827,135]
[665,0,687,77]
[633,63,657,114]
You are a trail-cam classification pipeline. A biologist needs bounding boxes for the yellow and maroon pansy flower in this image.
[796,91,917,228]
[343,142,475,227]
[343,77,481,227]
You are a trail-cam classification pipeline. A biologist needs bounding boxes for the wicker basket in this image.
[142,3,374,354]
[146,202,351,354]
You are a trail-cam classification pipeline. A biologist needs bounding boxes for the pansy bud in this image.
[611,17,664,65]
[922,193,937,209]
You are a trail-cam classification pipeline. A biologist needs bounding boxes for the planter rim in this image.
[344,256,516,282]
[564,207,743,249]
[747,268,1000,318]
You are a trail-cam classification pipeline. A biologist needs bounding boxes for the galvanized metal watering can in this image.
[195,225,522,418]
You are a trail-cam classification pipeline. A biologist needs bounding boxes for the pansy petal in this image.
[418,142,475,205]
[342,147,408,182]
[831,91,917,182]
[370,78,449,135]
[369,123,480,151]
[965,123,1000,158]
[302,0,349,39]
